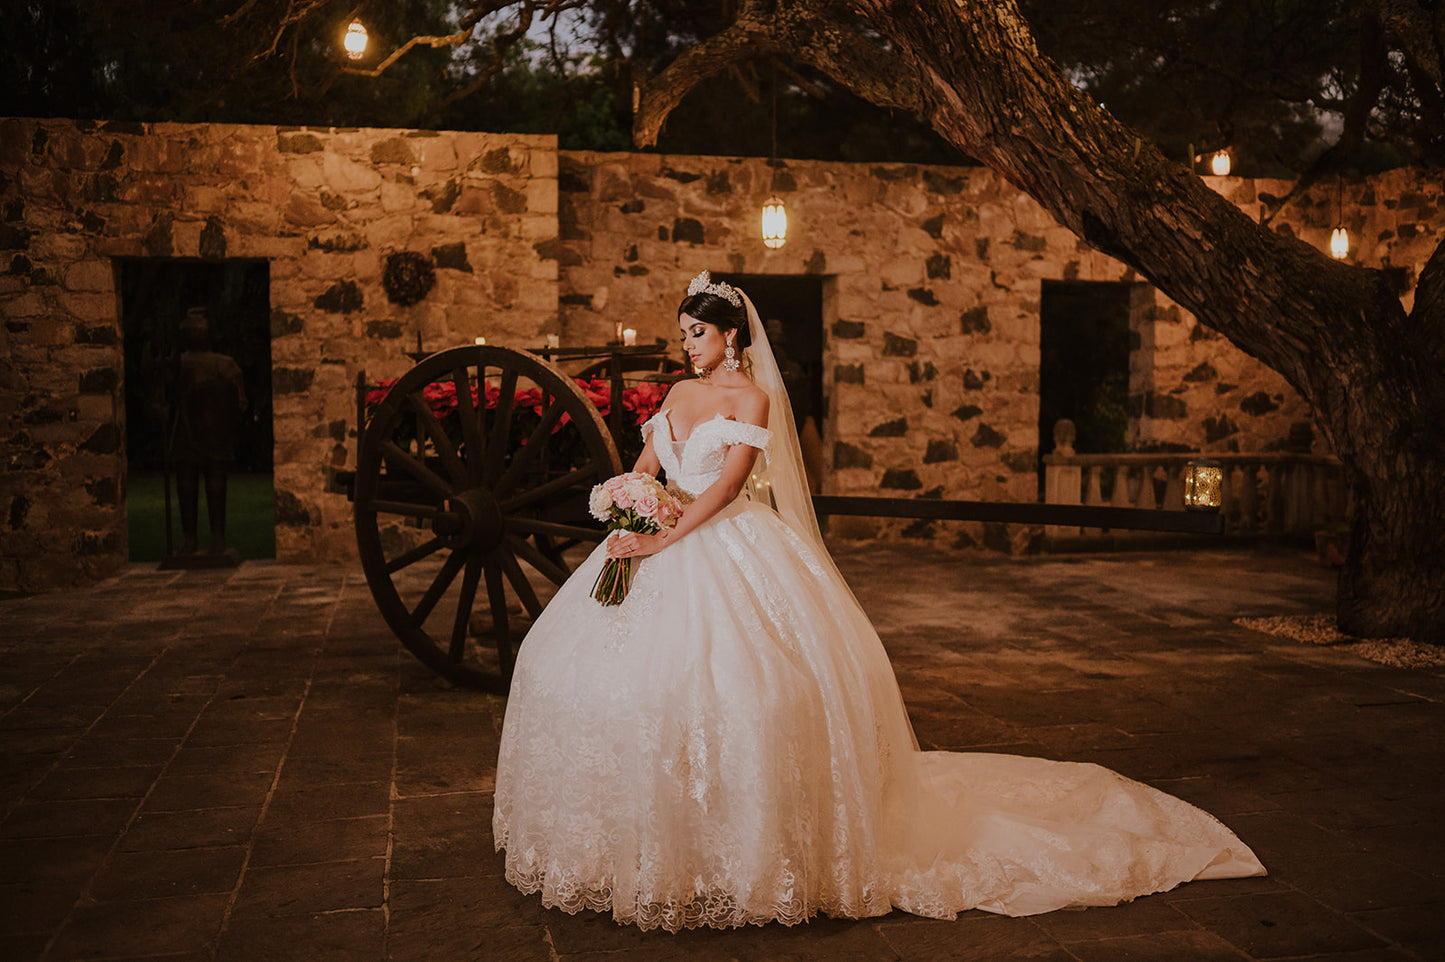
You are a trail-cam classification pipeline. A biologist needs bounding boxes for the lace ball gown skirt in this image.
[493,414,1263,931]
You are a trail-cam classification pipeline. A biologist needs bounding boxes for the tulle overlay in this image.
[493,413,1264,932]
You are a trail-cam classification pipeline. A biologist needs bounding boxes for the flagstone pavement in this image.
[1,545,1442,961]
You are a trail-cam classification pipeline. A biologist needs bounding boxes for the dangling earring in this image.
[722,337,740,372]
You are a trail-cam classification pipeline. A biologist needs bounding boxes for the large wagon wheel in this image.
[354,345,621,692]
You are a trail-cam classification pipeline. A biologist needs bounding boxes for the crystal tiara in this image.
[686,270,742,307]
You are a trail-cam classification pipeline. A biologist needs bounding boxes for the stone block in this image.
[379,180,415,213]
[520,214,556,242]
[58,292,114,325]
[171,219,203,257]
[76,394,113,422]
[283,192,333,228]
[879,253,925,289]
[370,137,416,166]
[6,291,47,318]
[31,232,89,261]
[187,185,229,212]
[525,180,557,215]
[528,149,559,180]
[323,152,383,194]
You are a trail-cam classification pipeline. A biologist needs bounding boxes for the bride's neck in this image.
[699,370,751,389]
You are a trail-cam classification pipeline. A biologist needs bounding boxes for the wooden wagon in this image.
[343,341,1222,694]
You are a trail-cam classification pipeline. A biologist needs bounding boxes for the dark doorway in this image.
[1038,280,1135,494]
[714,273,825,431]
[119,258,274,560]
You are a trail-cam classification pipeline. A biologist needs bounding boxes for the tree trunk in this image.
[1339,435,1445,645]
[633,0,1445,640]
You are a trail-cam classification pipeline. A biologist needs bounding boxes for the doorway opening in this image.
[1038,280,1137,497]
[714,273,826,491]
[119,258,274,561]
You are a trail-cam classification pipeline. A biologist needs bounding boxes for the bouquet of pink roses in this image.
[588,472,684,606]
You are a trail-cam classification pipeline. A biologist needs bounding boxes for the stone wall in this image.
[1137,170,1444,457]
[557,152,1073,548]
[1,118,558,592]
[2,116,1440,590]
[554,154,1445,546]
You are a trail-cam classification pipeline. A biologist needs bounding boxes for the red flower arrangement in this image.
[365,376,671,466]
[366,377,668,428]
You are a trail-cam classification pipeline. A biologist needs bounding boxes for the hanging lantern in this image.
[344,20,368,60]
[1330,226,1350,260]
[1182,459,1224,512]
[761,196,787,249]
[1210,150,1231,176]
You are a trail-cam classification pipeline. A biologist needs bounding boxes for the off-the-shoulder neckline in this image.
[658,409,766,445]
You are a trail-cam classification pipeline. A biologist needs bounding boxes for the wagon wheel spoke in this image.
[402,393,467,485]
[494,396,568,498]
[411,549,466,628]
[380,440,455,501]
[385,535,446,574]
[369,499,439,520]
[484,367,518,486]
[500,464,604,513]
[484,554,516,676]
[449,552,483,662]
[355,344,622,693]
[505,533,573,586]
[452,365,485,483]
[499,546,546,620]
[504,517,607,542]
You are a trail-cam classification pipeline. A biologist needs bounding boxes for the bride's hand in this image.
[606,529,672,559]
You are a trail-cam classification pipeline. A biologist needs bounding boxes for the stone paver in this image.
[1,546,1442,961]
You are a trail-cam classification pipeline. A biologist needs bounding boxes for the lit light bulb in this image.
[1330,227,1349,260]
[344,20,368,60]
[761,196,787,249]
[1210,151,1231,176]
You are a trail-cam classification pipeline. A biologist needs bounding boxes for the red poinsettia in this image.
[369,376,669,430]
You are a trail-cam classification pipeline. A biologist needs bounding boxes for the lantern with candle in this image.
[1182,459,1224,511]
[344,20,368,60]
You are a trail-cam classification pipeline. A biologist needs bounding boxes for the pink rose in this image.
[614,490,633,509]
[635,494,661,519]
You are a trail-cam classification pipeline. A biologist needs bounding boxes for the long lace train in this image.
[492,413,1263,931]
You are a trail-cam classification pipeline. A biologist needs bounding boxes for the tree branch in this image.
[1261,19,1388,225]
[773,57,830,101]
[419,9,537,122]
[633,0,923,147]
[1372,0,1445,90]
[341,30,476,79]
[632,0,775,147]
[1412,235,1445,353]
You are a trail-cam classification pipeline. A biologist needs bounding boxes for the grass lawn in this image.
[127,471,276,561]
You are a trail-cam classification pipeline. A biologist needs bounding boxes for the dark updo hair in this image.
[678,291,751,349]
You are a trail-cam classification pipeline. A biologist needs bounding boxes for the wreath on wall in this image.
[383,251,436,306]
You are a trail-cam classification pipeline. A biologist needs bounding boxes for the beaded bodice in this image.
[643,410,771,498]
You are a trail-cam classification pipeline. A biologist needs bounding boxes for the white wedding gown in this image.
[493,411,1264,932]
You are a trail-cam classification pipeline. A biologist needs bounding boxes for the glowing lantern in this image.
[1210,151,1231,176]
[761,196,787,249]
[1330,227,1349,260]
[344,20,368,60]
[1183,459,1224,512]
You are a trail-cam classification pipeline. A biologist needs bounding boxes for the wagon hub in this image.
[437,488,504,551]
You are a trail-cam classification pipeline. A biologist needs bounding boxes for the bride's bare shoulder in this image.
[660,377,701,409]
[736,384,769,426]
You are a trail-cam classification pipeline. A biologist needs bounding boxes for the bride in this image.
[492,271,1264,932]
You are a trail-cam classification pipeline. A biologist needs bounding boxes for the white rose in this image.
[589,485,614,521]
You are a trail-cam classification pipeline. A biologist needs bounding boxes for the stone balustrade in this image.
[1043,422,1347,542]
